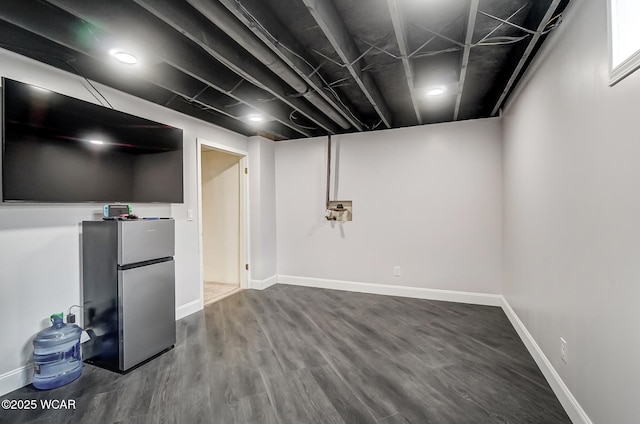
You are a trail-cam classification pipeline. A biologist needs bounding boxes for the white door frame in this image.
[196,138,249,310]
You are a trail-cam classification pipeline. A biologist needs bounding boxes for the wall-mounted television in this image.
[1,78,184,203]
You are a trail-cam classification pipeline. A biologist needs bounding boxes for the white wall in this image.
[0,48,248,395]
[502,1,640,423]
[201,150,240,284]
[276,119,502,293]
[248,136,277,282]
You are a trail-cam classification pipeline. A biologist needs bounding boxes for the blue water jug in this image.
[32,313,82,390]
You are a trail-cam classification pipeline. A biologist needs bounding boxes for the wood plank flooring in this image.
[0,285,571,424]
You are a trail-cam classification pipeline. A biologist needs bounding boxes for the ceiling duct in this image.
[49,0,338,136]
[0,0,308,139]
[0,0,570,139]
[215,0,363,132]
[301,0,393,129]
[183,0,352,131]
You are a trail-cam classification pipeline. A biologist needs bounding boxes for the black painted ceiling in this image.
[0,0,570,140]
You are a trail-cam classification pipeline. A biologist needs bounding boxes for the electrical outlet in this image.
[560,337,567,363]
[393,266,401,277]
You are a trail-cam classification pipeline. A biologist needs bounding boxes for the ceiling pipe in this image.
[182,0,351,130]
[301,0,393,129]
[212,0,363,131]
[491,0,561,116]
[47,0,339,136]
[128,0,340,135]
[0,20,267,136]
[387,0,422,125]
[1,0,308,139]
[150,66,298,139]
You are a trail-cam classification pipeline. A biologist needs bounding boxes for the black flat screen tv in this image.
[1,78,184,203]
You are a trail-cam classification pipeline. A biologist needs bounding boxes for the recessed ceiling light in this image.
[110,50,138,64]
[426,86,446,96]
[89,140,105,145]
[247,114,264,122]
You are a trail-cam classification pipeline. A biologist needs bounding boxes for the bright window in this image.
[610,0,640,84]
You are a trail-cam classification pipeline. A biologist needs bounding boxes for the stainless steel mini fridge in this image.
[82,219,176,372]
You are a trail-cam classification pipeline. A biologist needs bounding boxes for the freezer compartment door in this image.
[118,220,175,265]
[118,259,176,371]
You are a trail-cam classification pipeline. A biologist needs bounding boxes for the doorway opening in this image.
[198,140,248,306]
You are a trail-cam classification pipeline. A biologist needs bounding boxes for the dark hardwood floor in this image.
[0,285,571,424]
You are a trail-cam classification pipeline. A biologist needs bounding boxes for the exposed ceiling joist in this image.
[0,0,298,139]
[454,0,479,121]
[301,0,393,129]
[0,16,265,137]
[491,0,562,116]
[0,0,570,140]
[187,0,359,132]
[214,0,364,132]
[38,1,314,139]
[183,0,307,94]
[124,0,339,135]
[387,0,422,125]
[148,69,297,140]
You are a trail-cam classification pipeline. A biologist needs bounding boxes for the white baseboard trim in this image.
[249,275,278,290]
[501,297,592,424]
[176,299,202,321]
[277,275,589,423]
[277,275,502,306]
[0,365,33,397]
[2,300,203,396]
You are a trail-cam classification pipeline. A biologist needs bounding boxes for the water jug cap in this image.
[50,313,64,327]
